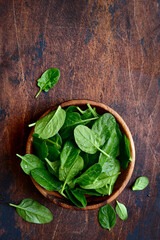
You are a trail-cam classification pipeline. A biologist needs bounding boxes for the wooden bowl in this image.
[26,100,135,210]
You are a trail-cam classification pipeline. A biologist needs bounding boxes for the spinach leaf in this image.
[16,154,45,175]
[99,128,119,166]
[74,125,111,158]
[74,163,102,186]
[80,172,120,190]
[32,133,62,161]
[92,113,116,146]
[81,151,99,170]
[60,155,84,194]
[35,106,66,139]
[96,185,110,195]
[98,204,116,230]
[119,133,132,170]
[45,158,60,178]
[31,168,62,191]
[32,134,48,160]
[116,201,128,220]
[65,105,77,113]
[65,189,87,208]
[59,141,81,181]
[60,112,98,139]
[35,68,60,98]
[132,176,149,191]
[9,198,53,224]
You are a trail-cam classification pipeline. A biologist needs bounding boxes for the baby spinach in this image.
[35,106,66,139]
[35,68,60,98]
[9,198,53,224]
[116,201,128,220]
[32,134,48,160]
[59,141,81,181]
[45,158,60,178]
[31,168,62,191]
[132,176,149,191]
[92,113,116,146]
[16,154,45,175]
[74,125,111,158]
[65,189,87,208]
[99,204,116,230]
[74,163,102,186]
[119,133,132,170]
[75,188,102,196]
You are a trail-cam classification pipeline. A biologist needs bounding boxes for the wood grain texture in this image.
[0,0,159,239]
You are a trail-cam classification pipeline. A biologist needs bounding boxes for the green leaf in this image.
[31,168,62,191]
[132,176,149,191]
[99,128,120,166]
[59,141,81,181]
[74,125,101,154]
[92,113,116,146]
[116,201,128,220]
[35,68,60,98]
[60,112,98,140]
[74,163,102,186]
[119,134,132,170]
[65,105,77,113]
[74,125,111,158]
[32,134,48,160]
[69,189,87,207]
[35,106,66,139]
[9,198,53,224]
[98,204,116,230]
[75,188,102,196]
[65,189,87,208]
[45,158,60,178]
[16,154,45,175]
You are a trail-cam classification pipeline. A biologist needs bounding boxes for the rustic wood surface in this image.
[0,0,159,239]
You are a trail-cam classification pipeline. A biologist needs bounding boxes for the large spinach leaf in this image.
[9,198,53,224]
[31,168,62,191]
[59,141,81,181]
[92,113,116,146]
[74,125,111,158]
[74,163,102,186]
[35,68,60,98]
[132,176,149,191]
[99,204,116,230]
[16,154,45,175]
[35,106,66,139]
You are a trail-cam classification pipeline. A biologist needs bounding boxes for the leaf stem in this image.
[46,139,61,149]
[28,122,36,127]
[9,203,18,208]
[96,146,111,158]
[35,88,42,98]
[76,107,85,114]
[87,103,98,117]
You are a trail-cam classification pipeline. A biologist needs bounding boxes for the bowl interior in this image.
[26,100,135,210]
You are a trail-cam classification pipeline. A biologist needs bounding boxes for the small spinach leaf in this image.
[92,113,116,146]
[9,198,53,224]
[35,68,60,98]
[115,201,128,220]
[35,106,66,139]
[132,176,149,191]
[31,168,62,191]
[98,204,116,230]
[16,154,45,175]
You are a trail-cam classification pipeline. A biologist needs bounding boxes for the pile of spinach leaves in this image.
[17,104,132,208]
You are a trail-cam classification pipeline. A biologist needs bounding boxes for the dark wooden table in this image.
[0,0,160,239]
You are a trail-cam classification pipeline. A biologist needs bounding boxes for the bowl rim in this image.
[26,99,135,210]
